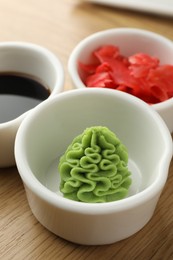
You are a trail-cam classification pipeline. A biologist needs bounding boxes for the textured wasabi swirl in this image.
[58,126,132,203]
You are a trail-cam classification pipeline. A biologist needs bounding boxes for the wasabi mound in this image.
[58,126,132,203]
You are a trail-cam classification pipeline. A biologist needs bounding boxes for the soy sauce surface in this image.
[0,73,50,123]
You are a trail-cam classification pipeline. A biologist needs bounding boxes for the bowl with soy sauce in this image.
[0,42,64,167]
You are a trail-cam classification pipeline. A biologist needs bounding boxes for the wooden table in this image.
[0,1,173,259]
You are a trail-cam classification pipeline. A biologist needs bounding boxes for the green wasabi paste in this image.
[58,126,132,203]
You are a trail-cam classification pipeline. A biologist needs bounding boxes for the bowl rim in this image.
[68,27,173,109]
[15,88,173,215]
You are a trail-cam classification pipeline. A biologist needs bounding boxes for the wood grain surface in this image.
[0,1,173,259]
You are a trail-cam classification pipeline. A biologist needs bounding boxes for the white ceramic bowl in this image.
[0,42,64,167]
[68,28,173,132]
[15,88,172,245]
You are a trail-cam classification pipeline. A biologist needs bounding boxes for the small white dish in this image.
[68,28,173,132]
[87,0,173,17]
[15,88,172,245]
[0,42,64,167]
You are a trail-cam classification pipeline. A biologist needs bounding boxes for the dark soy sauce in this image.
[0,73,50,123]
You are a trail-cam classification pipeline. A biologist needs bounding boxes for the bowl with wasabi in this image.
[15,88,172,245]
